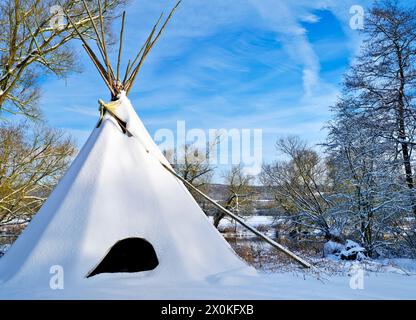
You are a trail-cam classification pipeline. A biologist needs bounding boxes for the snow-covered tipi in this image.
[0,1,253,290]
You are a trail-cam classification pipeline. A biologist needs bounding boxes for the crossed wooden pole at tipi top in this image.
[62,0,312,269]
[59,0,182,100]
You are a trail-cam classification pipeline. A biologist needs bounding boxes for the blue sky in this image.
[40,0,374,179]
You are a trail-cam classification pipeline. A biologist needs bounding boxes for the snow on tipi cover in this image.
[0,93,252,290]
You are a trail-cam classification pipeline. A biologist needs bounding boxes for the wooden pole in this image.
[124,1,182,93]
[81,0,107,67]
[161,163,312,269]
[97,0,115,83]
[59,2,115,96]
[117,11,126,81]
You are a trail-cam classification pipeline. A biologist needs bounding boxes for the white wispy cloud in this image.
[300,13,321,23]
[247,0,322,96]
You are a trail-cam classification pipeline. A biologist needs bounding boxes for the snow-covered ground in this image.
[1,269,416,299]
[2,214,416,299]
[210,215,275,229]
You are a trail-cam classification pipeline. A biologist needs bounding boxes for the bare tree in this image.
[326,102,403,257]
[168,143,214,188]
[213,165,255,229]
[261,136,343,242]
[0,123,76,236]
[163,142,216,214]
[0,0,125,118]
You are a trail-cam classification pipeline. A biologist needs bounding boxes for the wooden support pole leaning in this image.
[161,163,312,269]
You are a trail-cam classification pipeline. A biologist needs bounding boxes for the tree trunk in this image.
[213,194,236,229]
[213,211,225,228]
[396,45,416,216]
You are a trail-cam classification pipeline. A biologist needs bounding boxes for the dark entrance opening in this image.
[87,237,159,278]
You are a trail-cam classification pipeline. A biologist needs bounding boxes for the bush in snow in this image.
[323,240,367,261]
[323,241,345,258]
[340,240,366,261]
[0,244,10,258]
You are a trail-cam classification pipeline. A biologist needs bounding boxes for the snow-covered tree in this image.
[343,0,416,214]
[261,136,344,243]
[326,99,404,257]
[326,0,416,256]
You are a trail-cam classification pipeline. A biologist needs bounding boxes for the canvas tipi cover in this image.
[0,93,252,290]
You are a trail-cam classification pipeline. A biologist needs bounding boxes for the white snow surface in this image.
[1,270,416,299]
[212,216,275,229]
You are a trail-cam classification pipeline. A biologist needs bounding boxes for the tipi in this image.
[0,1,311,296]
[0,1,253,290]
